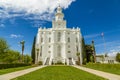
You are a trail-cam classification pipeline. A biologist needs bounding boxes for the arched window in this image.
[76,37,78,43]
[58,32,61,42]
[49,38,51,43]
[41,38,43,43]
[40,46,42,56]
[57,45,61,57]
[76,46,78,52]
[68,37,70,42]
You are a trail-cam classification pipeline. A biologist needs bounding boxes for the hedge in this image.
[0,63,31,69]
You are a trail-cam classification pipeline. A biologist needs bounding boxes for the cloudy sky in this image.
[0,0,120,56]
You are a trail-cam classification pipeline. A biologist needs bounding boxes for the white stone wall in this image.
[35,6,83,65]
[35,28,82,64]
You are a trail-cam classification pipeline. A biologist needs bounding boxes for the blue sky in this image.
[0,0,120,56]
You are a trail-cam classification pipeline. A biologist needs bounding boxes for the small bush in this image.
[76,61,80,65]
[55,61,64,65]
[38,61,43,65]
[0,63,31,69]
[82,58,87,65]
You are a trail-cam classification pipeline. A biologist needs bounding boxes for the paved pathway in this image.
[0,66,46,80]
[73,65,120,80]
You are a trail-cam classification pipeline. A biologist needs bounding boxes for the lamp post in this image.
[20,40,25,63]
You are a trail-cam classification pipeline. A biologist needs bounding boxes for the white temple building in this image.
[35,6,83,65]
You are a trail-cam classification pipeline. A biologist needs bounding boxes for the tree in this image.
[90,55,94,62]
[2,50,21,63]
[91,40,96,63]
[31,36,36,64]
[76,52,80,65]
[82,38,86,64]
[0,38,9,55]
[105,53,108,57]
[116,53,120,62]
[0,38,9,62]
[20,40,25,63]
[85,45,93,62]
[24,54,32,64]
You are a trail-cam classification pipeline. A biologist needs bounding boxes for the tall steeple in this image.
[52,2,66,28]
[55,6,64,21]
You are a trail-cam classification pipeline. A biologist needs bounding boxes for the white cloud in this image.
[10,34,23,38]
[0,24,5,28]
[95,41,120,56]
[108,51,119,57]
[0,0,75,21]
[32,20,47,27]
[84,33,100,39]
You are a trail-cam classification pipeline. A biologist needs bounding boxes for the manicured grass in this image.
[0,66,33,75]
[12,66,107,80]
[84,63,120,75]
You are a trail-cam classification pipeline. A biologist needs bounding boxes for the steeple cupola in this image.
[52,5,66,28]
[55,6,64,21]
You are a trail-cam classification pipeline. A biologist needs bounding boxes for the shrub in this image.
[55,61,64,65]
[38,61,43,65]
[83,58,87,65]
[76,61,80,65]
[0,63,31,69]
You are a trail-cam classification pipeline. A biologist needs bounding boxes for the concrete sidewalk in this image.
[73,65,120,80]
[0,66,46,80]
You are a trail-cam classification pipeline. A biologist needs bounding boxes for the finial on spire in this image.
[58,0,61,7]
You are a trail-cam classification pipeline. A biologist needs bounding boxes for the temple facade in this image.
[35,6,83,65]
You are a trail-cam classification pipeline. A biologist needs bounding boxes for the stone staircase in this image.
[69,58,73,65]
[45,57,50,65]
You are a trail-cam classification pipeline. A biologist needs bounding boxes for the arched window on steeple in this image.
[58,32,61,42]
[41,37,43,43]
[49,37,51,43]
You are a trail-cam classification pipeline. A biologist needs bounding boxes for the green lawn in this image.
[12,66,107,80]
[84,63,120,75]
[0,66,33,75]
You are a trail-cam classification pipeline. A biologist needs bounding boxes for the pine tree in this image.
[91,40,96,63]
[31,36,36,64]
[82,37,86,64]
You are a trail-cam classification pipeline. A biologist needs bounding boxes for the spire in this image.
[57,0,62,13]
[52,0,66,28]
[55,1,64,21]
[58,0,61,7]
[57,6,62,13]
